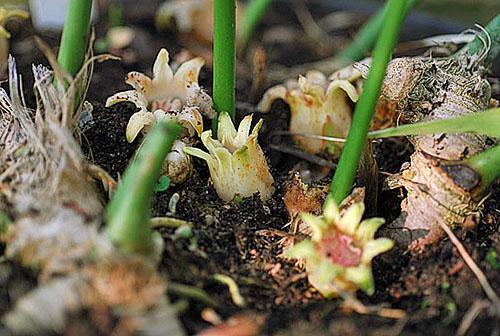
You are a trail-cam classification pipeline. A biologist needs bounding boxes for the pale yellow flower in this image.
[258,71,359,155]
[184,112,275,202]
[287,198,393,297]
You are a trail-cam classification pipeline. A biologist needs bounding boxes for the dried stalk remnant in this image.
[380,42,497,247]
[0,58,183,335]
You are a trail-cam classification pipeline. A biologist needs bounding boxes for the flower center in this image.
[319,232,362,267]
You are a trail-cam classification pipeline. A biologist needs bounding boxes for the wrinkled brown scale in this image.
[400,151,480,238]
[380,56,494,248]
[373,57,426,127]
[414,73,491,160]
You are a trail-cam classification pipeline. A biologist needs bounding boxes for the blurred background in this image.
[2,0,500,26]
[372,0,499,25]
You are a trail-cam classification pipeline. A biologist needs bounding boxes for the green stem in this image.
[458,14,500,66]
[328,0,407,205]
[465,144,500,191]
[238,0,272,55]
[57,0,92,78]
[212,0,236,132]
[336,0,419,62]
[105,121,182,256]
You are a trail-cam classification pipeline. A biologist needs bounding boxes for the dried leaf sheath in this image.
[0,58,183,335]
[381,53,496,247]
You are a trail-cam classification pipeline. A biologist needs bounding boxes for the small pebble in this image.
[205,214,219,226]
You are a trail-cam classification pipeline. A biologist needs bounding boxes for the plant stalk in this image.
[459,14,500,66]
[465,144,500,192]
[328,0,407,204]
[57,0,92,78]
[213,0,236,132]
[106,121,182,256]
[238,0,272,55]
[336,0,419,62]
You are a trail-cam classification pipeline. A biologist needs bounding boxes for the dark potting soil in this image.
[3,3,499,335]
[81,102,141,179]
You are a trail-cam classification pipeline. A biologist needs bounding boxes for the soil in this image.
[2,2,499,336]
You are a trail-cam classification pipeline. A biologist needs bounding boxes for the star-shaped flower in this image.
[106,48,215,142]
[184,112,275,202]
[258,71,359,155]
[287,198,393,297]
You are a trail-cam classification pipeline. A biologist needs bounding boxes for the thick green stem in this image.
[106,121,182,256]
[238,0,272,55]
[328,0,407,204]
[459,14,500,66]
[57,0,92,78]
[212,0,236,132]
[465,144,500,191]
[336,0,419,62]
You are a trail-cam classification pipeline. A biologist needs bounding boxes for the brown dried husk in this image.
[380,53,495,248]
[0,55,183,335]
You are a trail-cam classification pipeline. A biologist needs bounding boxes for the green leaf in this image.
[154,175,170,192]
[368,108,500,139]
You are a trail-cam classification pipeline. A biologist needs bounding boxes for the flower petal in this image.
[337,203,364,235]
[300,212,328,241]
[177,106,204,136]
[361,238,394,264]
[186,90,216,119]
[173,57,204,84]
[217,112,237,149]
[355,218,385,242]
[126,71,152,95]
[152,48,173,90]
[326,80,359,103]
[308,259,343,298]
[256,85,287,112]
[323,197,340,224]
[231,114,252,149]
[344,264,374,295]
[249,118,263,139]
[285,240,316,260]
[105,90,148,109]
[126,111,155,142]
[183,146,212,163]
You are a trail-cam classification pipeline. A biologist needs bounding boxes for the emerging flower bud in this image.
[286,198,394,297]
[184,112,275,202]
[257,71,359,155]
[162,140,192,184]
[106,48,215,143]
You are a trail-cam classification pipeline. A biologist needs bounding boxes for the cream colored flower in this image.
[155,0,243,45]
[106,48,215,143]
[286,198,394,297]
[257,71,359,155]
[156,0,211,34]
[184,112,275,202]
